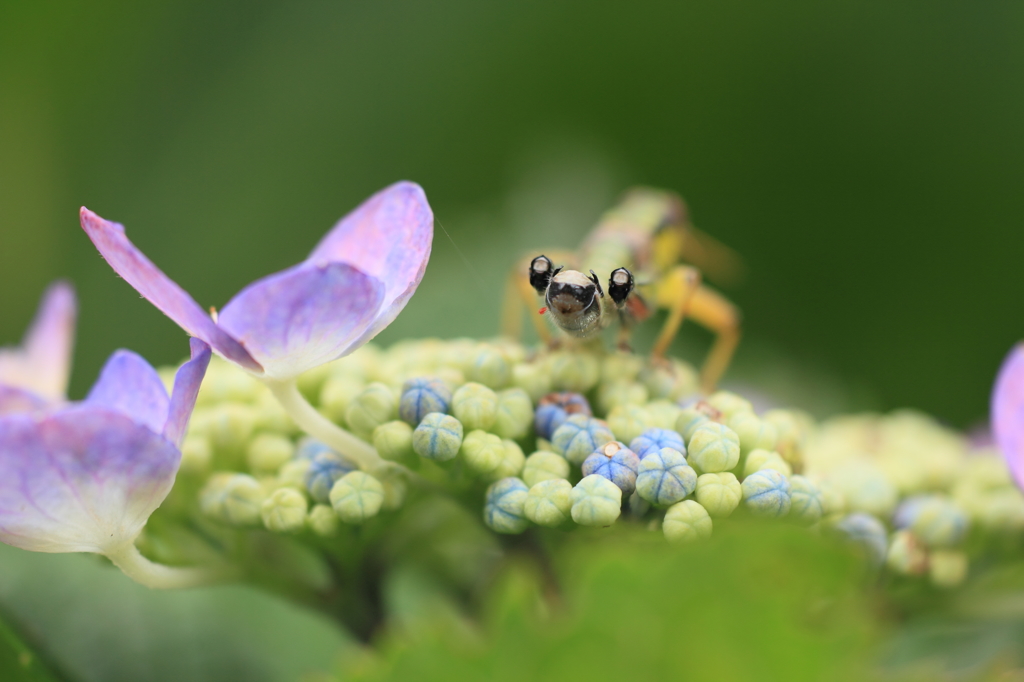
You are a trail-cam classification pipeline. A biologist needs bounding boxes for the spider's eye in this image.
[529,255,554,294]
[608,267,634,305]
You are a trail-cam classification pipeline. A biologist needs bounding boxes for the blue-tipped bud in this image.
[534,392,592,440]
[663,500,713,542]
[484,477,530,534]
[524,479,573,527]
[399,377,452,426]
[835,512,887,566]
[304,451,356,504]
[582,441,640,496]
[742,469,791,518]
[896,495,969,548]
[630,428,685,460]
[635,447,696,506]
[570,475,622,526]
[412,412,464,462]
[552,414,615,466]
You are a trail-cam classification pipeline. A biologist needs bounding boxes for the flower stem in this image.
[106,544,232,589]
[263,378,391,474]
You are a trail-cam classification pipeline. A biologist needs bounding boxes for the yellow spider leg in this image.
[686,286,742,393]
[650,265,702,359]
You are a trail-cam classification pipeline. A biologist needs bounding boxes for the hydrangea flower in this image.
[81,182,433,471]
[0,338,212,588]
[0,282,76,414]
[993,344,1024,489]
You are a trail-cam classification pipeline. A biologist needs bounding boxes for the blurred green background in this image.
[2,0,1023,427]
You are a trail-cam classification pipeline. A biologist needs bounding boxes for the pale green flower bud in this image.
[524,479,573,527]
[319,375,365,425]
[816,479,846,517]
[196,358,261,405]
[296,362,334,401]
[694,472,742,518]
[675,408,711,444]
[522,451,570,487]
[742,469,791,518]
[728,411,779,456]
[278,459,312,491]
[451,382,499,431]
[606,404,653,444]
[467,345,512,389]
[789,475,824,524]
[597,381,649,414]
[413,412,464,462]
[762,409,805,466]
[706,391,753,420]
[493,388,534,439]
[832,463,898,517]
[203,403,258,458]
[211,473,265,526]
[329,471,385,524]
[260,487,308,533]
[909,497,968,547]
[688,422,741,473]
[461,430,505,476]
[372,420,416,466]
[484,477,530,534]
[247,433,295,474]
[639,359,699,401]
[742,449,792,478]
[179,433,212,475]
[600,352,644,384]
[929,550,968,588]
[307,504,339,537]
[253,391,297,435]
[663,500,713,542]
[511,362,552,403]
[978,488,1024,530]
[570,474,622,527]
[198,473,233,518]
[492,439,526,480]
[886,530,928,576]
[645,400,683,430]
[549,351,600,393]
[345,382,398,440]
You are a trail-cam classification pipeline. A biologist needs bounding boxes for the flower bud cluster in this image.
[172,343,1018,591]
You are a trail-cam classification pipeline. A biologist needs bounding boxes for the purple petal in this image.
[0,387,49,416]
[85,350,169,435]
[0,406,180,553]
[163,339,212,447]
[993,344,1024,489]
[80,208,263,373]
[0,282,76,401]
[308,182,433,344]
[218,262,385,379]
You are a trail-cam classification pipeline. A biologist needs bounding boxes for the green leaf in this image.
[0,610,62,682]
[0,544,358,682]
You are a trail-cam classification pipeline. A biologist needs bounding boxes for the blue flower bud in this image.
[522,451,571,487]
[688,422,741,474]
[789,475,824,524]
[451,382,499,431]
[835,512,887,566]
[330,471,384,523]
[399,377,452,426]
[663,500,713,542]
[635,447,696,506]
[742,469,791,518]
[412,412,464,462]
[484,477,530,534]
[534,392,591,440]
[630,428,685,460]
[570,474,622,526]
[551,414,615,466]
[305,451,356,504]
[582,442,640,496]
[523,479,573,527]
